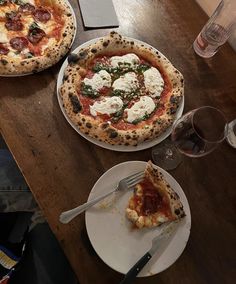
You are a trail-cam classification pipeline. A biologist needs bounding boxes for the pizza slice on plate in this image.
[126,161,185,229]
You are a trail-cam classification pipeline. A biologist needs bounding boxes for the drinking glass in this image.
[151,106,228,170]
[193,0,236,58]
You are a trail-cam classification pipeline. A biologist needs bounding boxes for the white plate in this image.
[85,161,191,276]
[226,119,236,148]
[0,0,77,77]
[57,37,184,152]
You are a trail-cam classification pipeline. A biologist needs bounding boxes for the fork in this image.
[59,171,144,224]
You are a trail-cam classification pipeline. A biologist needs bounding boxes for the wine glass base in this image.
[151,140,182,170]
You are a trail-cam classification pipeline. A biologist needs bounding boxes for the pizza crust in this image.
[126,161,185,229]
[60,32,184,146]
[0,0,75,75]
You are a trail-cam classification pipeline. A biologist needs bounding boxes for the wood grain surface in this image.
[0,0,236,283]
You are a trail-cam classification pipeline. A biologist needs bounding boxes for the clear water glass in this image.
[193,0,236,58]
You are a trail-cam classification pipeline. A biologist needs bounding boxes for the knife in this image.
[120,223,176,284]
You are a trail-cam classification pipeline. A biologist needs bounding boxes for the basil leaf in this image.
[26,52,34,58]
[29,22,40,31]
[81,83,100,98]
[136,64,150,73]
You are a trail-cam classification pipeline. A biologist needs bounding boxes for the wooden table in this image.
[1,0,236,283]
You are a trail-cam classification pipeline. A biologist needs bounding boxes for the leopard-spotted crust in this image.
[60,32,184,146]
[0,0,75,76]
[126,161,185,229]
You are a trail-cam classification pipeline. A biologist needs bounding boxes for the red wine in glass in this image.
[172,122,206,157]
[152,106,228,170]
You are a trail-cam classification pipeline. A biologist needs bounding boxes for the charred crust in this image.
[170,95,179,104]
[85,122,92,129]
[79,51,87,59]
[91,48,97,54]
[110,31,116,36]
[108,129,118,138]
[102,40,110,47]
[170,107,177,114]
[63,74,68,82]
[109,130,118,139]
[101,123,109,129]
[175,209,180,215]
[68,53,79,64]
[70,95,82,113]
[1,59,8,65]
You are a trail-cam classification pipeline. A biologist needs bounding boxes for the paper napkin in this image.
[78,0,119,28]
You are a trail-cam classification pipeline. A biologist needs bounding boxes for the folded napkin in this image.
[78,0,119,28]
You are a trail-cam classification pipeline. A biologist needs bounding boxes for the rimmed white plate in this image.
[85,161,191,276]
[0,0,77,77]
[57,37,184,152]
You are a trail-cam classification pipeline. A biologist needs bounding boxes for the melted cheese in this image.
[21,0,35,4]
[143,67,164,98]
[110,53,140,67]
[0,11,5,18]
[38,20,57,35]
[41,37,56,52]
[0,25,8,43]
[112,72,139,93]
[83,70,112,91]
[125,96,155,123]
[90,96,123,116]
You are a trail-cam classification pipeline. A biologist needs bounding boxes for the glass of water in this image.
[193,0,236,58]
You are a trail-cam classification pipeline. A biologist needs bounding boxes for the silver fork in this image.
[59,171,144,224]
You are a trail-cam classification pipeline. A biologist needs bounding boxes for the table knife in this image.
[120,224,175,284]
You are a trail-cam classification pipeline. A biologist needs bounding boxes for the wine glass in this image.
[151,106,228,170]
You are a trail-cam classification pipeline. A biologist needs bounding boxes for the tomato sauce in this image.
[78,95,94,115]
[28,37,48,56]
[48,25,61,41]
[134,178,171,217]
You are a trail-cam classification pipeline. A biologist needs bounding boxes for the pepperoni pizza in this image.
[0,0,75,75]
[60,32,184,146]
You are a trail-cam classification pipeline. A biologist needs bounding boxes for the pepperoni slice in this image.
[27,28,46,44]
[0,0,7,6]
[6,11,21,21]
[18,3,35,14]
[0,43,9,55]
[5,20,23,31]
[10,37,28,51]
[33,8,51,23]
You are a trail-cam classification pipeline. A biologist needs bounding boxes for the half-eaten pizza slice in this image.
[126,161,185,229]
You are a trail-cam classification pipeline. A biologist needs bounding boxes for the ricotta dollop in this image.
[143,67,164,98]
[90,96,123,116]
[110,53,140,68]
[112,72,139,93]
[125,96,155,123]
[83,70,112,91]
